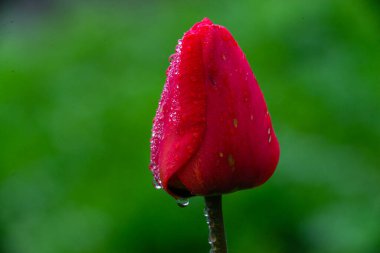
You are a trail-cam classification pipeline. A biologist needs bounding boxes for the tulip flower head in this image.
[150,18,280,199]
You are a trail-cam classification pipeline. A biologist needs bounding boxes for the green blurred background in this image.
[0,0,379,252]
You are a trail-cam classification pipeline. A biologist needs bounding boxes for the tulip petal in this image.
[176,19,280,196]
[150,22,209,197]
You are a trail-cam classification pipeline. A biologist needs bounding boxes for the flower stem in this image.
[204,195,227,253]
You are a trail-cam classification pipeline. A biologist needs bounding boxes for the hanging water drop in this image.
[177,198,189,208]
[152,177,162,190]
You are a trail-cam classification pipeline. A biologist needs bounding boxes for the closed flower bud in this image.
[150,18,280,199]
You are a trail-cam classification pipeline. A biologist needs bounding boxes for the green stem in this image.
[204,195,227,253]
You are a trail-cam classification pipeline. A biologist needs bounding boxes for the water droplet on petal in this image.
[268,128,271,134]
[219,152,224,158]
[268,135,272,143]
[169,54,175,63]
[222,54,227,61]
[250,115,254,121]
[233,118,238,128]
[152,177,162,190]
[177,198,189,208]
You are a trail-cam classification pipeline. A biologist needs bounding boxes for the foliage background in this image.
[0,1,379,252]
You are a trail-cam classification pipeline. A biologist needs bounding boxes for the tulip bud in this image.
[150,18,280,199]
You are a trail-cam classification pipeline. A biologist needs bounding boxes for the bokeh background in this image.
[1,0,379,252]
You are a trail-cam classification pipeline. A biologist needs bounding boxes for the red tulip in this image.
[150,18,280,199]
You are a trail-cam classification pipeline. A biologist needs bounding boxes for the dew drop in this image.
[250,114,254,121]
[177,198,189,208]
[233,118,238,128]
[152,177,162,190]
[168,54,175,63]
[219,152,224,158]
[268,128,271,134]
[268,135,272,143]
[209,233,217,244]
[222,54,227,61]
[204,207,210,224]
[204,207,209,217]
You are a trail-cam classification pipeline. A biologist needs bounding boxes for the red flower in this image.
[150,18,280,199]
